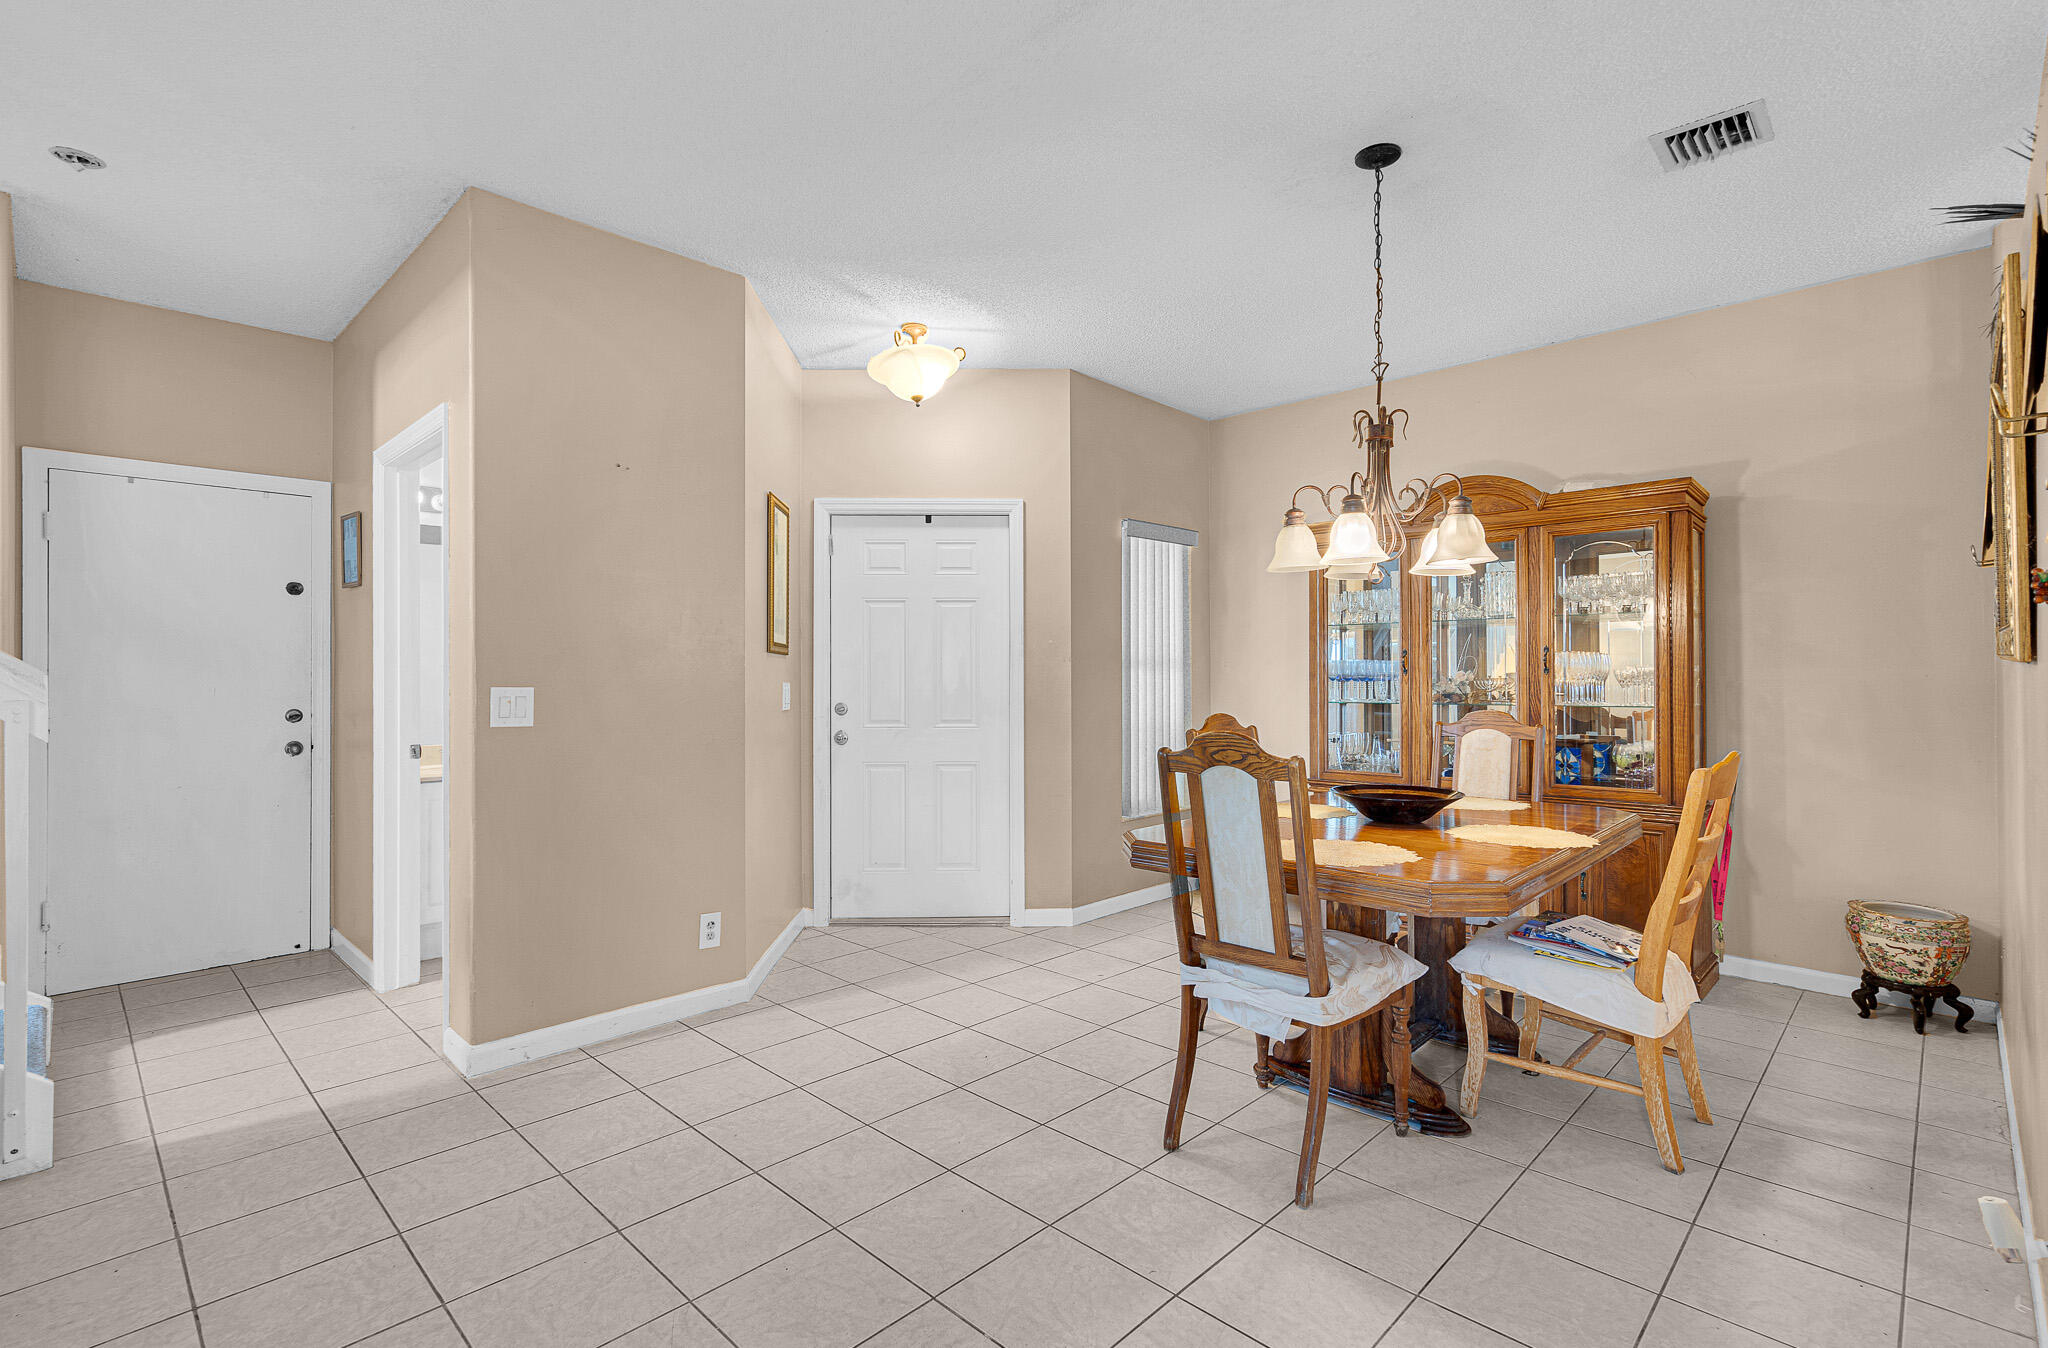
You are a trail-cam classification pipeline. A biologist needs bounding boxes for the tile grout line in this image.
[113,975,210,1348]
[20,934,2000,1348]
[230,957,484,1348]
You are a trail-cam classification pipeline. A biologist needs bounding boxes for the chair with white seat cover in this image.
[1158,713,1427,1207]
[1451,749,1739,1173]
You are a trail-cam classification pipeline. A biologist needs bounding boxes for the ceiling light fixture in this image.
[48,146,106,172]
[1266,144,1493,581]
[867,322,967,406]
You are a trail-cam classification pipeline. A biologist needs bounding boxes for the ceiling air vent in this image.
[1652,101,1773,171]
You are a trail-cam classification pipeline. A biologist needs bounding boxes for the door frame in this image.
[21,447,334,991]
[811,498,1027,925]
[371,405,451,994]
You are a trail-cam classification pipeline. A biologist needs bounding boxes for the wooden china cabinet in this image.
[1307,475,1717,989]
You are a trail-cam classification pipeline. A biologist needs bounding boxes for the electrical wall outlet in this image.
[699,912,722,949]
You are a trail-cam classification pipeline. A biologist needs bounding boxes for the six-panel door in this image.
[828,515,1011,920]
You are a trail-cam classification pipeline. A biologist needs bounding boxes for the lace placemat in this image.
[1280,837,1421,867]
[1446,824,1596,849]
[1449,798,1529,813]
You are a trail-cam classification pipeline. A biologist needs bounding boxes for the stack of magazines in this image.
[1509,913,1643,970]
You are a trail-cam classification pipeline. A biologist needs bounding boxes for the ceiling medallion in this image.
[1267,144,1494,582]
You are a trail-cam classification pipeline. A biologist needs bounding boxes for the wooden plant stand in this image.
[1851,969,1972,1034]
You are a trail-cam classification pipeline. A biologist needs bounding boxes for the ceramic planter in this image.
[1844,900,1971,987]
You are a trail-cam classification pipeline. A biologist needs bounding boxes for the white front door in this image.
[829,514,1010,920]
[40,464,322,992]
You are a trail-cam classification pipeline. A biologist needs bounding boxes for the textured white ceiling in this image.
[3,1,2040,418]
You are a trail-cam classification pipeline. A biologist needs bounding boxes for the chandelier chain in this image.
[1371,167,1388,408]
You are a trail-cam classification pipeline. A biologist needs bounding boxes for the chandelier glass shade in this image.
[1263,143,1488,583]
[1408,526,1474,577]
[867,322,967,405]
[1266,510,1324,572]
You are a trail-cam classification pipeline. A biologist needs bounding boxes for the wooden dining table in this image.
[1124,794,1641,1136]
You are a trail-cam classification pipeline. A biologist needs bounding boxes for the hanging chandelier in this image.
[1267,144,1494,582]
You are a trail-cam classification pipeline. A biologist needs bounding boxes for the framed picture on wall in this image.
[1991,250,2033,662]
[340,511,363,589]
[767,492,790,655]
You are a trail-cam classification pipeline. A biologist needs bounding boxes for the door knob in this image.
[833,730,849,745]
[284,741,305,757]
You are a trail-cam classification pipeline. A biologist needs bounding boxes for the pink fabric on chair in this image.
[1709,821,1734,960]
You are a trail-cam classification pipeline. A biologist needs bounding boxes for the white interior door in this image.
[829,514,1010,920]
[39,462,323,992]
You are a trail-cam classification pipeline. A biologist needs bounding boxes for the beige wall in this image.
[1212,251,2001,997]
[1068,373,1213,906]
[744,285,807,961]
[2000,58,2048,1245]
[465,191,749,1043]
[13,282,332,486]
[330,195,475,1025]
[802,369,1076,909]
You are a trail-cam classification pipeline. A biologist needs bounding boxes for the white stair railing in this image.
[0,652,50,1180]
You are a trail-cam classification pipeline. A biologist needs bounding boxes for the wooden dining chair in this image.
[1158,713,1427,1207]
[1451,750,1739,1173]
[1440,708,1546,803]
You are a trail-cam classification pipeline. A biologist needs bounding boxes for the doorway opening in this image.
[371,406,451,1003]
[811,498,1025,925]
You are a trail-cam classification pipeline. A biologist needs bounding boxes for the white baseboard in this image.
[442,907,813,1078]
[1720,954,1999,1024]
[329,928,375,987]
[1012,882,1172,929]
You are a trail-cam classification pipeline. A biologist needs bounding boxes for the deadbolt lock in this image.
[284,709,304,723]
[834,702,848,716]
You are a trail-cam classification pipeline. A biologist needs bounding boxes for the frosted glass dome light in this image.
[867,322,967,405]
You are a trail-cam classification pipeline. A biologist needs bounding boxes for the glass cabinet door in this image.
[1427,538,1519,782]
[1549,528,1659,793]
[1322,563,1403,777]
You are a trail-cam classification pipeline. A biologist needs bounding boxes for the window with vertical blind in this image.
[1122,519,1197,818]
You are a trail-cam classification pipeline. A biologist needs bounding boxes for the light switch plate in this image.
[489,687,535,727]
[781,682,791,712]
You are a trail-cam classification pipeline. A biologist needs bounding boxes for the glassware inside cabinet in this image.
[1552,530,1656,791]
[1323,561,1402,776]
[1429,540,1517,782]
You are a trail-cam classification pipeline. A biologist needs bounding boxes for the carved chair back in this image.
[1157,713,1330,998]
[1440,709,1546,803]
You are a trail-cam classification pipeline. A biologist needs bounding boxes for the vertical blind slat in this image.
[1122,528,1193,817]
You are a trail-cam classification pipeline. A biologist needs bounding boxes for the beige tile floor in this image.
[2,903,2034,1347]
